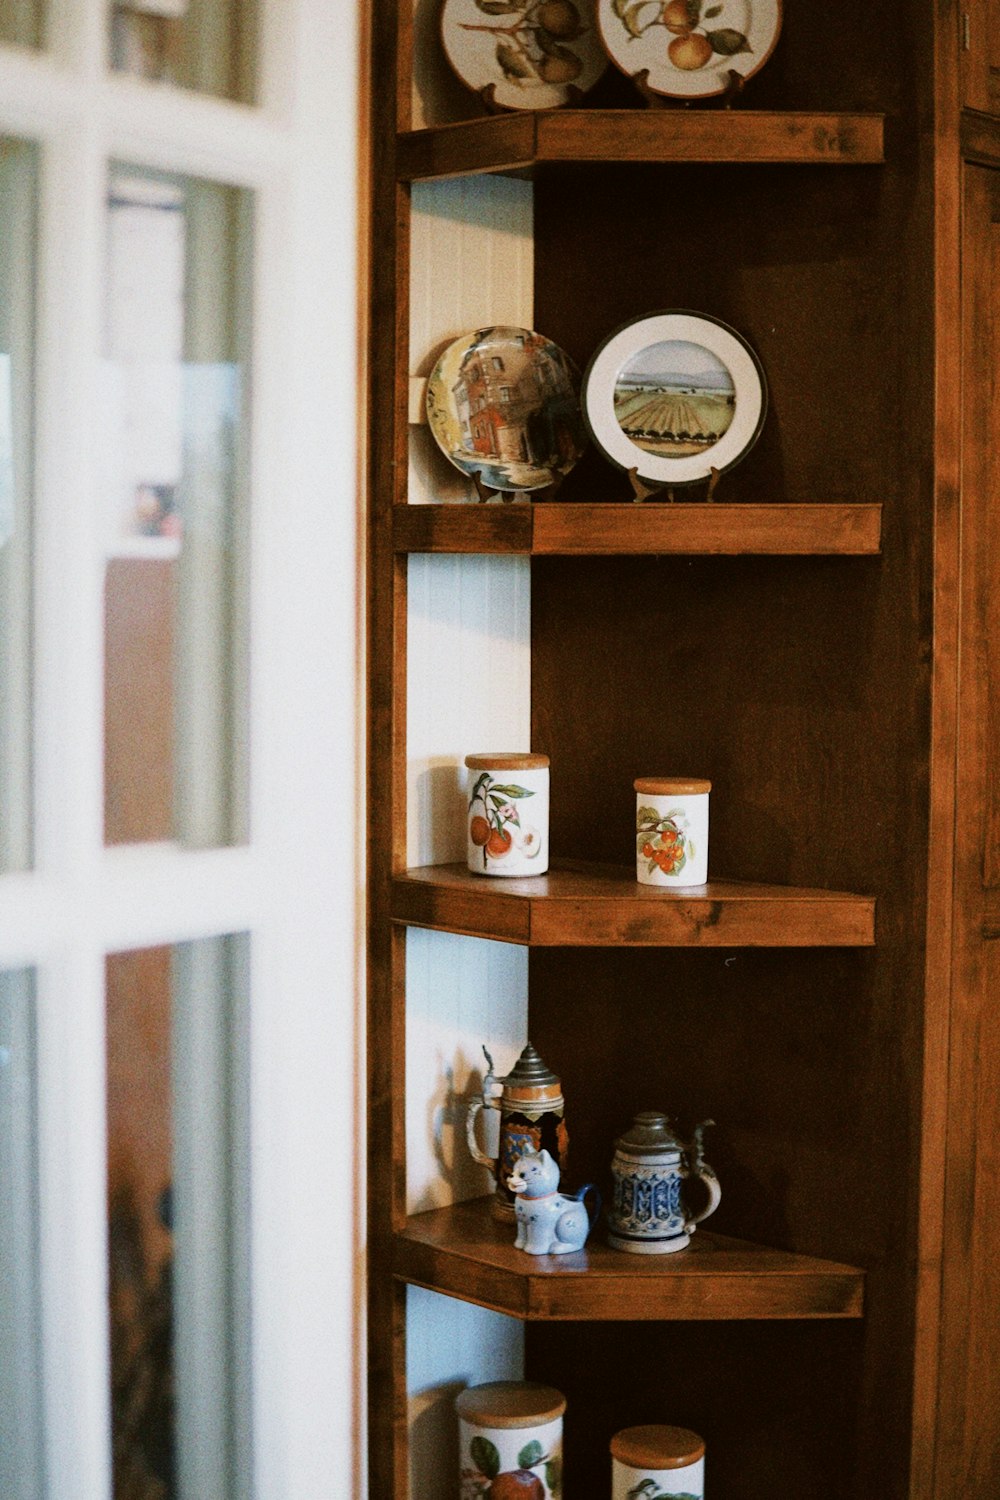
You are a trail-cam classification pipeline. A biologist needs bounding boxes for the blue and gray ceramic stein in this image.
[607,1111,720,1254]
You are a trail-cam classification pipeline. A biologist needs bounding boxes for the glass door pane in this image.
[109,0,256,102]
[0,1,43,48]
[0,137,36,873]
[102,167,252,848]
[0,969,44,1500]
[106,934,250,1500]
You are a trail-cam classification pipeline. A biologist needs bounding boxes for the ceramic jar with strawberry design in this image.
[456,1381,565,1500]
[610,1424,705,1499]
[466,753,550,876]
[635,778,710,886]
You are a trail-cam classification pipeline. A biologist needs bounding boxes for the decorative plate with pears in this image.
[596,0,781,99]
[440,0,608,111]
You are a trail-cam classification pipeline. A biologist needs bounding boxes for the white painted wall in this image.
[405,171,534,1497]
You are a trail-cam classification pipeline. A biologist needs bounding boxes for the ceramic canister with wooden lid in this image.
[635,778,710,886]
[466,753,550,876]
[611,1424,705,1499]
[456,1381,566,1499]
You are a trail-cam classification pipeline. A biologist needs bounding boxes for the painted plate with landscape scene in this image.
[596,0,781,99]
[441,0,608,111]
[582,311,766,486]
[426,326,587,493]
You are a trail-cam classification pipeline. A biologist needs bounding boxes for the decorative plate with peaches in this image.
[596,0,781,98]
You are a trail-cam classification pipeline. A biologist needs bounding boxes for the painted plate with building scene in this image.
[441,0,608,111]
[596,0,781,99]
[426,326,587,493]
[582,311,766,486]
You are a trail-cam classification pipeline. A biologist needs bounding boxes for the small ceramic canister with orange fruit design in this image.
[611,1424,705,1499]
[466,753,549,876]
[635,778,710,887]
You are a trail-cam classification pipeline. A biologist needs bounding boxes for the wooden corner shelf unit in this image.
[368,2,1000,1496]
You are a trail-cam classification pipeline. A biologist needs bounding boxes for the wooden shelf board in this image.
[393,1198,865,1321]
[393,502,883,556]
[396,110,886,181]
[391,860,876,947]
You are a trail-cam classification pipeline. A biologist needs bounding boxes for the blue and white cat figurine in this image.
[507,1147,600,1255]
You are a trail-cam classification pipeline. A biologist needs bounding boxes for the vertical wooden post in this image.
[367,3,412,1494]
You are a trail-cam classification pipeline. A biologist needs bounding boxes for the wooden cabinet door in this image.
[962,0,1000,114]
[935,160,1000,1494]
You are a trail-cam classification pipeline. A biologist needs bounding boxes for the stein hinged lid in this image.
[503,1042,559,1090]
[615,1111,687,1155]
[501,1043,564,1107]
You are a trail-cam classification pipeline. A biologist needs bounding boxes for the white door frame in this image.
[0,3,365,1496]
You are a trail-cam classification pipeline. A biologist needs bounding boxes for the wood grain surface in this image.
[931,159,1000,1497]
[394,1197,864,1321]
[397,111,886,181]
[392,861,875,946]
[392,502,884,556]
[960,0,1000,115]
[908,11,963,1495]
[368,3,410,1495]
[960,107,1000,167]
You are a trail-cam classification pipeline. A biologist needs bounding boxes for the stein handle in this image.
[682,1160,722,1234]
[465,1098,497,1177]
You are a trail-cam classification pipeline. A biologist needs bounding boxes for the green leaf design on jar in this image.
[470,1435,501,1480]
[517,1439,545,1468]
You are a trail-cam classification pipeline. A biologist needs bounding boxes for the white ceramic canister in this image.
[466,753,550,876]
[611,1424,705,1500]
[456,1381,566,1500]
[635,778,710,886]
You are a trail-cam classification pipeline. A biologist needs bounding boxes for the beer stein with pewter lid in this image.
[466,1043,569,1220]
[608,1112,720,1254]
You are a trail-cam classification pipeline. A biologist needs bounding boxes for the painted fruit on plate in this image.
[596,0,781,99]
[441,0,608,111]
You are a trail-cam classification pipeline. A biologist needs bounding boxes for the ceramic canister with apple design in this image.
[610,1424,705,1500]
[635,778,710,886]
[466,753,549,876]
[456,1381,566,1500]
